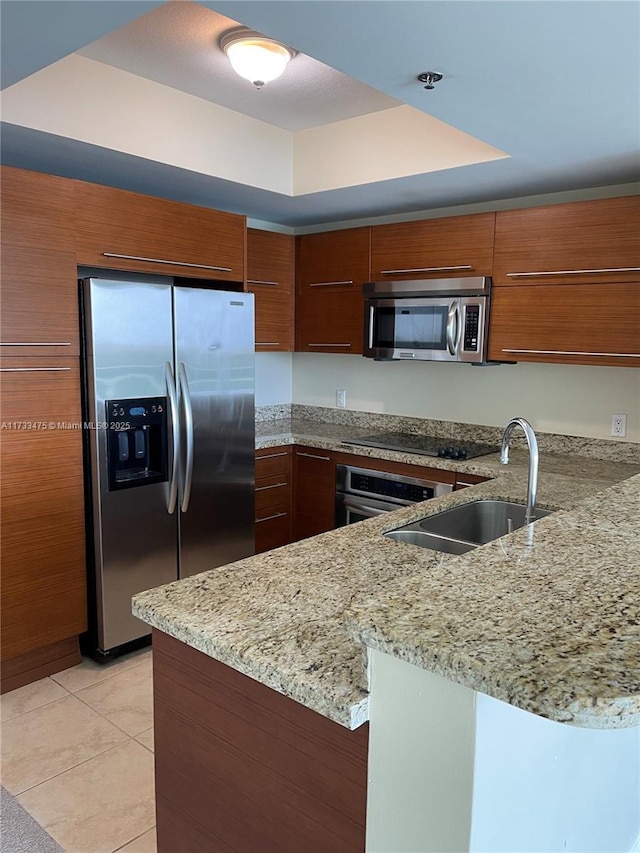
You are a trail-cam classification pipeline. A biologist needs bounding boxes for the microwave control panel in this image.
[463,304,481,352]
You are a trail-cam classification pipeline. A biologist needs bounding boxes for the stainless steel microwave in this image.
[363,277,491,364]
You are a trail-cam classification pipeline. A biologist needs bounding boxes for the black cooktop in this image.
[343,431,498,461]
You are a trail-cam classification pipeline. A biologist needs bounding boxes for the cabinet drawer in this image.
[488,283,640,367]
[255,511,292,554]
[256,447,292,479]
[371,213,495,280]
[74,181,245,282]
[493,197,640,285]
[256,475,292,514]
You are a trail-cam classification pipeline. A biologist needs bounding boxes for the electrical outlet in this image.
[336,389,346,409]
[611,413,627,438]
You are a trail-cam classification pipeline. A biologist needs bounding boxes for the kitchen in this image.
[1,1,639,852]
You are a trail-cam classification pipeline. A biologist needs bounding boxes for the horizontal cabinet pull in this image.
[103,253,232,273]
[255,482,288,491]
[296,451,330,461]
[257,451,289,460]
[0,367,71,372]
[255,511,288,523]
[506,267,640,278]
[308,280,354,287]
[247,279,279,286]
[308,343,352,348]
[456,482,477,488]
[257,342,281,347]
[502,348,639,358]
[380,265,473,275]
[1,342,71,347]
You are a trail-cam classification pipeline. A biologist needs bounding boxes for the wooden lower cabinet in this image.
[153,629,369,853]
[0,358,86,690]
[293,446,337,541]
[255,447,293,553]
[488,283,640,367]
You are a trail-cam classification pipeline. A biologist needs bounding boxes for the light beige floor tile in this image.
[18,739,155,853]
[51,647,152,693]
[1,694,128,795]
[117,827,157,853]
[134,728,154,753]
[76,658,153,737]
[1,676,68,722]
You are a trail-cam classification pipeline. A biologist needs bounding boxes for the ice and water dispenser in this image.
[106,397,168,491]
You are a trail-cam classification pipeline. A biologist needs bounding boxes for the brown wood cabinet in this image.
[293,446,337,541]
[255,446,293,553]
[371,213,495,280]
[488,283,640,367]
[493,196,640,286]
[247,229,294,351]
[296,227,370,354]
[74,180,245,283]
[0,167,86,691]
[454,472,492,491]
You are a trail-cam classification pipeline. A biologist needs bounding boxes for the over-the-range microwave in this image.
[363,276,492,364]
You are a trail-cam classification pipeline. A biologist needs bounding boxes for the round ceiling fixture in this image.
[417,71,443,90]
[220,27,296,89]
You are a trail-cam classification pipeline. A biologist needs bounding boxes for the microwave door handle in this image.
[368,306,375,350]
[447,300,460,355]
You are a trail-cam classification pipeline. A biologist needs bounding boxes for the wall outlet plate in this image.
[611,413,627,437]
[336,389,346,409]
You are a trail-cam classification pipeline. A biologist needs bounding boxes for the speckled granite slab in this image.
[133,464,640,730]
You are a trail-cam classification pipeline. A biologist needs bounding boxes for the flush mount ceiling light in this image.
[220,27,296,89]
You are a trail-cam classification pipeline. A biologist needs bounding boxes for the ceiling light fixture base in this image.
[417,71,444,90]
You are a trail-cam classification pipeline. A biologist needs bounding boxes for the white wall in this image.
[255,353,293,407]
[291,354,640,442]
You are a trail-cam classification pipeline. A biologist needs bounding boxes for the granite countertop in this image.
[133,415,640,731]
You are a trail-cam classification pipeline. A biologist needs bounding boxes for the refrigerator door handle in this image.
[164,361,179,514]
[178,362,194,513]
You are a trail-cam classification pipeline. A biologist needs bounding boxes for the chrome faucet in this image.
[500,417,539,524]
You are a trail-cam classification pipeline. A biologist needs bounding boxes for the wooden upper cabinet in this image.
[488,283,640,367]
[247,229,294,351]
[493,196,640,285]
[296,228,370,354]
[370,213,495,280]
[1,166,75,252]
[74,181,245,282]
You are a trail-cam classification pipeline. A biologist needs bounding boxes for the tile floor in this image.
[1,648,156,853]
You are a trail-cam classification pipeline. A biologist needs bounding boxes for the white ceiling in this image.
[1,1,638,227]
[77,2,401,132]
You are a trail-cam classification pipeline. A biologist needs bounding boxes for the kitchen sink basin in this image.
[384,499,554,554]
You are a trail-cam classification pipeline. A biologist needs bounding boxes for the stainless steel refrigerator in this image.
[81,277,255,659]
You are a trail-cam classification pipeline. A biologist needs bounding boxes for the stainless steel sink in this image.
[384,499,553,553]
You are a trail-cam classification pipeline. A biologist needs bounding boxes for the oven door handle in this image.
[342,497,394,518]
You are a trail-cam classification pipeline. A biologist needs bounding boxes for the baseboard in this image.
[1,636,81,693]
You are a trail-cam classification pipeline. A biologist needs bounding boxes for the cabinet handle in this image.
[0,367,71,372]
[1,342,71,347]
[247,279,279,286]
[502,348,640,358]
[255,482,288,491]
[103,253,232,273]
[380,265,473,275]
[456,482,477,489]
[296,452,330,461]
[257,451,289,460]
[257,342,281,347]
[308,343,352,348]
[256,511,288,523]
[506,267,640,278]
[308,280,354,287]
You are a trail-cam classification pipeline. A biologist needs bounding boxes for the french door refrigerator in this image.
[81,278,255,659]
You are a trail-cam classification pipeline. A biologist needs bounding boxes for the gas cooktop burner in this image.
[343,432,498,460]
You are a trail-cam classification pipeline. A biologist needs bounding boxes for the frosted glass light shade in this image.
[222,34,295,88]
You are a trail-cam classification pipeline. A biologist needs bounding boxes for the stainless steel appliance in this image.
[81,277,255,659]
[343,432,498,461]
[363,277,491,363]
[335,464,453,526]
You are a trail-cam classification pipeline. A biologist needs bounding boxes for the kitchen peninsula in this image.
[133,412,640,853]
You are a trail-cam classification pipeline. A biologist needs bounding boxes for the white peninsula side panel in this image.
[366,649,640,853]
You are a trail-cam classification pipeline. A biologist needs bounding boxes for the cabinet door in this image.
[74,180,245,282]
[1,359,87,661]
[296,228,370,354]
[293,447,336,541]
[0,166,75,252]
[488,284,640,367]
[255,447,293,553]
[493,197,640,286]
[371,213,495,280]
[247,230,294,352]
